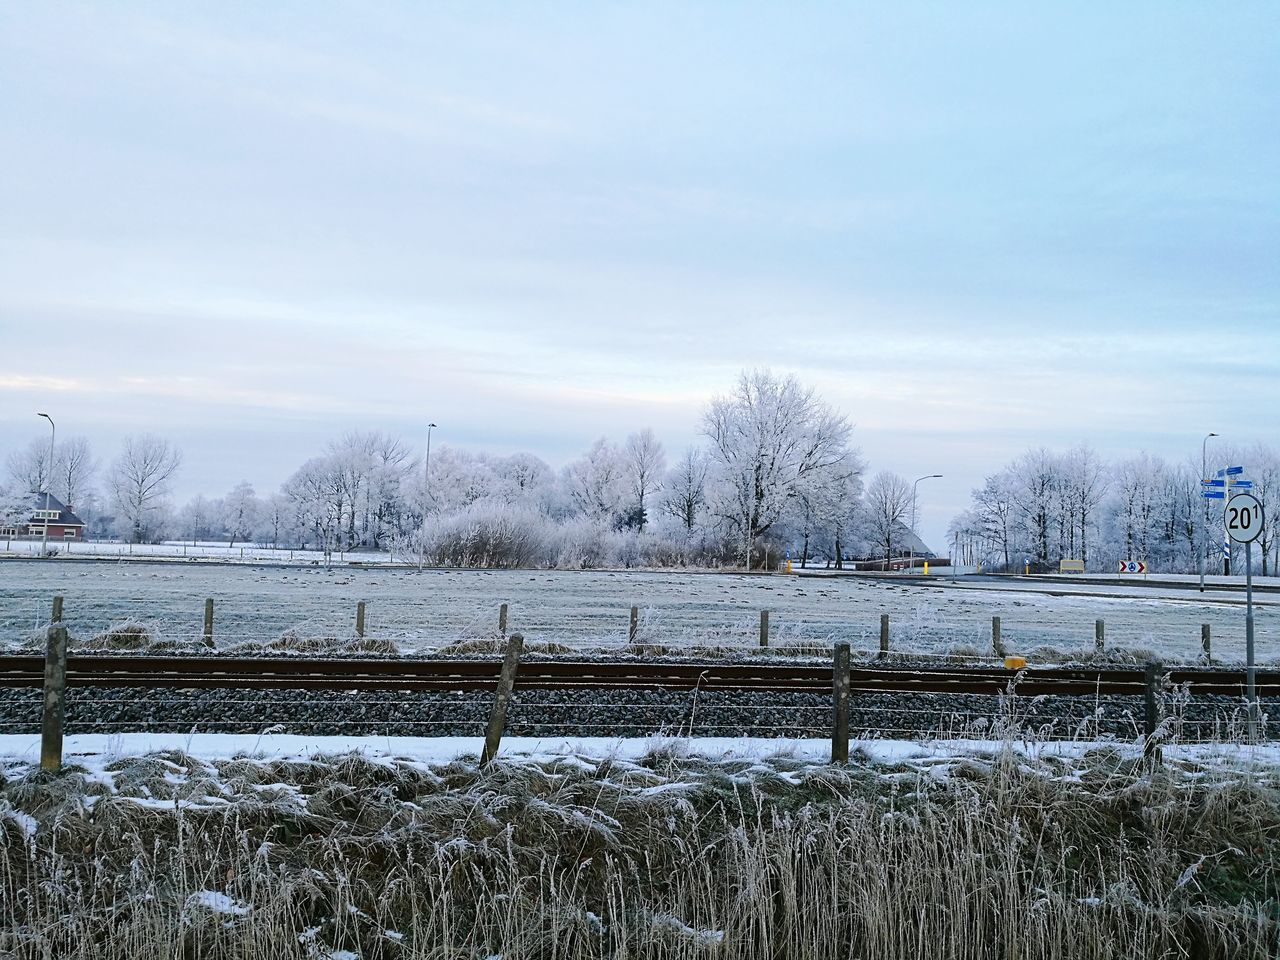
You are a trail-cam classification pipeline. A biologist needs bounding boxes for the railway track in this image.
[0,654,1276,699]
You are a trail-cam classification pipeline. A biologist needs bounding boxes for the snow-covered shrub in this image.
[551,518,625,569]
[421,499,554,568]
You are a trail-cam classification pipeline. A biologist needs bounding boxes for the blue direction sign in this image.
[1202,491,1225,499]
[1226,466,1244,475]
[1231,480,1254,489]
[1203,479,1225,487]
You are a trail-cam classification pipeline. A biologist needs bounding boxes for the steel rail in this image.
[0,654,1276,698]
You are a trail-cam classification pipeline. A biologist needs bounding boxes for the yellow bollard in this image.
[923,561,929,576]
[1024,562,1030,576]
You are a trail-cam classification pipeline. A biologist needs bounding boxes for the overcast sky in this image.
[2,2,1277,550]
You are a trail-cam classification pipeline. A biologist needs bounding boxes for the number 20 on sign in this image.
[1226,493,1264,544]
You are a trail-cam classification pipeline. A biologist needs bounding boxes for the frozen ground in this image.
[0,562,1273,663]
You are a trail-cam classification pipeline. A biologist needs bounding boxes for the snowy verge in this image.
[2,732,1278,774]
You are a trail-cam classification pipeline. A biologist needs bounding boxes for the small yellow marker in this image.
[1004,656,1027,670]
[922,561,929,576]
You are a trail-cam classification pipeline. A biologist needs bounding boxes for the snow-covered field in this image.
[0,561,1273,662]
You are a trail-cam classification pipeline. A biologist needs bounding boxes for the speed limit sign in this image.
[1226,493,1265,544]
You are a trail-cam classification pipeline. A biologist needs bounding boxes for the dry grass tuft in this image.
[77,620,206,654]
[232,628,400,656]
[2,744,1278,958]
[438,637,574,656]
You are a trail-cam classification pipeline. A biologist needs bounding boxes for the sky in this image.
[1,2,1277,551]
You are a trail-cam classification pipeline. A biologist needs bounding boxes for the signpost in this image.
[1205,466,1248,574]
[1118,560,1147,575]
[1226,492,1264,739]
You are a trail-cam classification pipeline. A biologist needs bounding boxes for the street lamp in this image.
[1200,432,1218,592]
[910,474,943,573]
[37,412,55,558]
[424,423,438,506]
[416,423,438,573]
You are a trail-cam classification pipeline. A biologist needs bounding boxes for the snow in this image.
[186,891,250,916]
[0,732,1277,776]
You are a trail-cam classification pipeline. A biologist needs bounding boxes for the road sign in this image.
[1226,466,1244,476]
[1202,491,1225,499]
[1226,493,1264,544]
[1119,560,1147,574]
[1202,479,1225,487]
[1230,480,1253,489]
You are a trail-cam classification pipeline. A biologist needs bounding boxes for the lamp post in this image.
[37,412,55,558]
[910,474,942,573]
[415,423,438,572]
[1200,432,1218,593]
[424,423,438,509]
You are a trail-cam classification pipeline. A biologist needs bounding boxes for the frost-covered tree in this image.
[178,494,216,544]
[703,370,853,567]
[108,434,182,543]
[0,481,36,540]
[1060,444,1109,565]
[1250,444,1280,575]
[223,481,261,546]
[864,471,912,567]
[284,456,344,565]
[623,429,666,531]
[662,447,708,535]
[972,471,1017,570]
[1009,448,1061,567]
[564,438,626,525]
[1108,453,1165,564]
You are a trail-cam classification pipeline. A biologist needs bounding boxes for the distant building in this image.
[0,492,87,541]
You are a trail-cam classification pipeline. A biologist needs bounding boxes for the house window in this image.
[28,525,45,536]
[63,529,77,538]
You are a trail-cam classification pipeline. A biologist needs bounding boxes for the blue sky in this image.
[1,2,1277,549]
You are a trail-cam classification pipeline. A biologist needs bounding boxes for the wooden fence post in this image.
[202,598,214,648]
[1143,661,1162,762]
[879,614,890,659]
[499,603,509,637]
[356,601,366,639]
[40,624,69,772]
[481,633,524,767]
[51,595,64,624]
[629,606,639,643]
[759,610,769,647]
[992,616,1005,658]
[1201,624,1211,664]
[1095,619,1105,653]
[831,642,850,764]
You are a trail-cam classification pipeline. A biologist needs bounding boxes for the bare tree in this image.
[623,429,666,530]
[108,434,183,543]
[53,436,96,509]
[5,439,53,496]
[703,369,853,567]
[864,471,912,567]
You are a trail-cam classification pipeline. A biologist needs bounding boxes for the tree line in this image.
[948,444,1280,575]
[6,370,1276,574]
